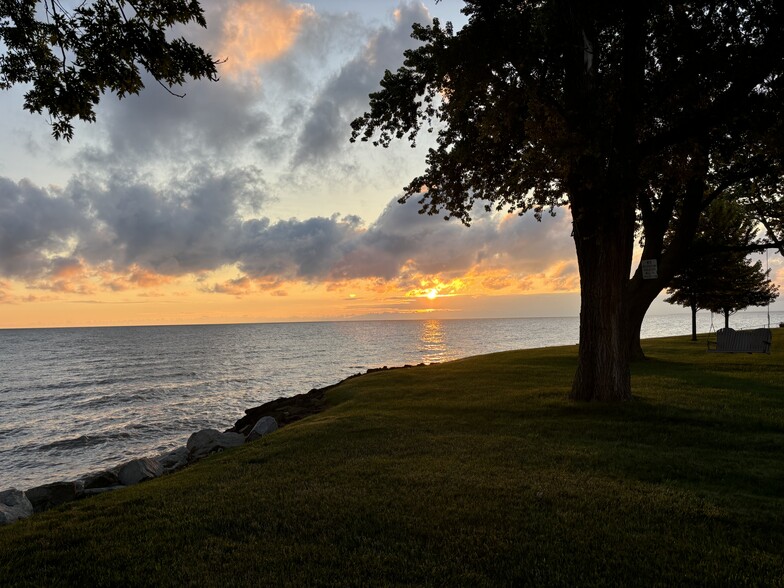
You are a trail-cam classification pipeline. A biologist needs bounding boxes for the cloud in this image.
[293,2,431,165]
[103,266,176,291]
[330,197,575,283]
[0,169,577,298]
[236,214,365,279]
[71,166,269,275]
[218,0,315,78]
[209,276,256,296]
[0,280,13,304]
[30,257,97,294]
[78,75,272,168]
[0,177,87,278]
[58,1,437,232]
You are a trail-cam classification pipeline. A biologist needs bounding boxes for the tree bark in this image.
[724,311,730,329]
[565,2,639,401]
[570,198,635,402]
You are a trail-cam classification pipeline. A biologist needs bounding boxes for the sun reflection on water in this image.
[419,319,455,364]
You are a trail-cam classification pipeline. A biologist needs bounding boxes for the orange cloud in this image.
[33,261,97,294]
[211,276,255,296]
[219,0,313,77]
[34,279,97,295]
[0,280,12,304]
[517,262,580,293]
[206,275,286,297]
[129,267,174,288]
[102,265,175,292]
[50,260,85,280]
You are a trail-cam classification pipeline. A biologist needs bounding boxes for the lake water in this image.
[1,311,781,490]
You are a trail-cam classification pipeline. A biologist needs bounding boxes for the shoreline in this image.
[1,363,427,524]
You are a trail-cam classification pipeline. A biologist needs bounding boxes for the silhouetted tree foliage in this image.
[665,199,779,338]
[704,259,778,329]
[747,188,784,258]
[352,1,784,401]
[0,0,220,139]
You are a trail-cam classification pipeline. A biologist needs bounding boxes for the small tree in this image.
[664,262,714,342]
[665,199,779,335]
[702,258,778,330]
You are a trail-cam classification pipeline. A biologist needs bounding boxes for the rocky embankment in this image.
[0,364,423,526]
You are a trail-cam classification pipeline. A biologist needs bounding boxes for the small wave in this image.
[0,427,24,440]
[39,377,134,391]
[73,384,183,409]
[37,432,131,452]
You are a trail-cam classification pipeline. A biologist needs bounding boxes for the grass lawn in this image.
[1,331,783,586]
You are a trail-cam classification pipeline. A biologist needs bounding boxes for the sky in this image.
[0,0,782,328]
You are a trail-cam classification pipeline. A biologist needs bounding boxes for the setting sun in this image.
[426,288,439,300]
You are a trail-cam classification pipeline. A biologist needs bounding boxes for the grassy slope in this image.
[1,331,783,586]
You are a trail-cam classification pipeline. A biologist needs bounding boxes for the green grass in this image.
[2,331,783,586]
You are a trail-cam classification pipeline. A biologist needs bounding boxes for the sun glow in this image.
[426,288,439,300]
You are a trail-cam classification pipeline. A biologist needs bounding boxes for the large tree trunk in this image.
[564,2,641,401]
[724,311,730,329]
[570,200,636,402]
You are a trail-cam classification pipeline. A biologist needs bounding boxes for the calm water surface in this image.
[1,312,781,489]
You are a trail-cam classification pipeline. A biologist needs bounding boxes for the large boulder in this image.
[82,470,120,490]
[117,458,163,486]
[25,481,83,513]
[246,416,278,442]
[187,429,244,461]
[156,447,188,473]
[0,489,33,525]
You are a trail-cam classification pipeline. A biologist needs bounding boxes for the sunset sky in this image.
[0,0,782,328]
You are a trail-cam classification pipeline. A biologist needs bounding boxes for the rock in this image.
[247,416,278,442]
[0,489,33,525]
[117,457,163,486]
[25,481,83,513]
[156,447,188,473]
[82,470,120,490]
[229,386,329,436]
[186,429,244,461]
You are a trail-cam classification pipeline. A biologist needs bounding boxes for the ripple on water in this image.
[36,432,133,452]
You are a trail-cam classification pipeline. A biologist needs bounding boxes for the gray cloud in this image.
[0,167,575,291]
[293,2,431,166]
[0,177,88,278]
[71,166,269,275]
[330,198,576,282]
[79,75,271,169]
[71,2,384,181]
[237,214,364,279]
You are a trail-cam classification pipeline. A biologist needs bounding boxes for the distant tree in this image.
[0,0,220,140]
[665,199,779,338]
[663,259,713,343]
[352,2,784,401]
[701,259,778,330]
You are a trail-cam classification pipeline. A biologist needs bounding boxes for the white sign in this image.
[641,259,658,280]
